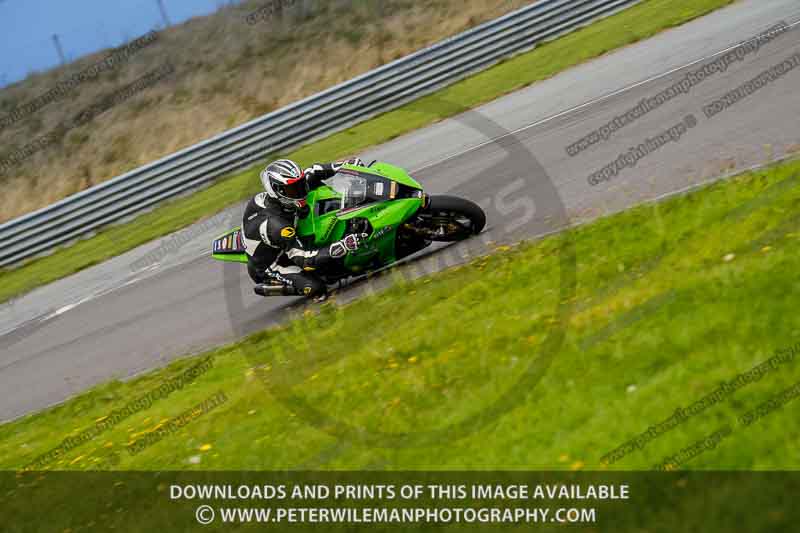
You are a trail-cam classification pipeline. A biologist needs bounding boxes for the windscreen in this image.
[326,170,405,211]
[328,172,369,209]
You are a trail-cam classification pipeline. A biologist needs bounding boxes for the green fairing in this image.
[362,161,423,189]
[212,251,248,263]
[212,163,425,272]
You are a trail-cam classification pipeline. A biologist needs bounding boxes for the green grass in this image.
[0,0,735,304]
[3,156,800,475]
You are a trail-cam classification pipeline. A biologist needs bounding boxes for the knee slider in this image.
[300,278,326,298]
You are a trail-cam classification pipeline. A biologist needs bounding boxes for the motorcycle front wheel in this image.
[411,195,486,242]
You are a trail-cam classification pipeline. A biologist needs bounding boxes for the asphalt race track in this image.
[1,0,799,421]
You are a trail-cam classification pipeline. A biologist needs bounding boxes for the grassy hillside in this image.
[0,0,534,223]
[0,0,735,304]
[2,156,799,472]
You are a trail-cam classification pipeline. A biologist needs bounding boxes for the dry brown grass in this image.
[0,0,532,223]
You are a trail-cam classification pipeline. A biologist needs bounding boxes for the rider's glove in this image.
[329,233,368,258]
[343,233,366,251]
[303,163,327,177]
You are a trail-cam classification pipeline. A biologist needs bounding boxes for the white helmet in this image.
[260,159,307,209]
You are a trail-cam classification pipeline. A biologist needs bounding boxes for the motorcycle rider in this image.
[242,157,367,300]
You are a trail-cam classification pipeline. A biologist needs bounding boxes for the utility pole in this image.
[375,0,384,66]
[155,0,171,28]
[52,34,66,66]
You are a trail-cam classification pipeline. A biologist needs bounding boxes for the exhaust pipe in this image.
[254,283,298,297]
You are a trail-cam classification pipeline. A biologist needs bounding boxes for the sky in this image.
[0,0,242,87]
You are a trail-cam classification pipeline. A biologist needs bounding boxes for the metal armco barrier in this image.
[0,0,642,267]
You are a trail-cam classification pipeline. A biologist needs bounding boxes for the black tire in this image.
[416,194,486,241]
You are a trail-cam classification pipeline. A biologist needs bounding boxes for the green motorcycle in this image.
[211,161,485,294]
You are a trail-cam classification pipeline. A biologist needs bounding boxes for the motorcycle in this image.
[211,161,486,295]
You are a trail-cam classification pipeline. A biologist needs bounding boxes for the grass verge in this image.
[3,156,800,472]
[0,0,735,304]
